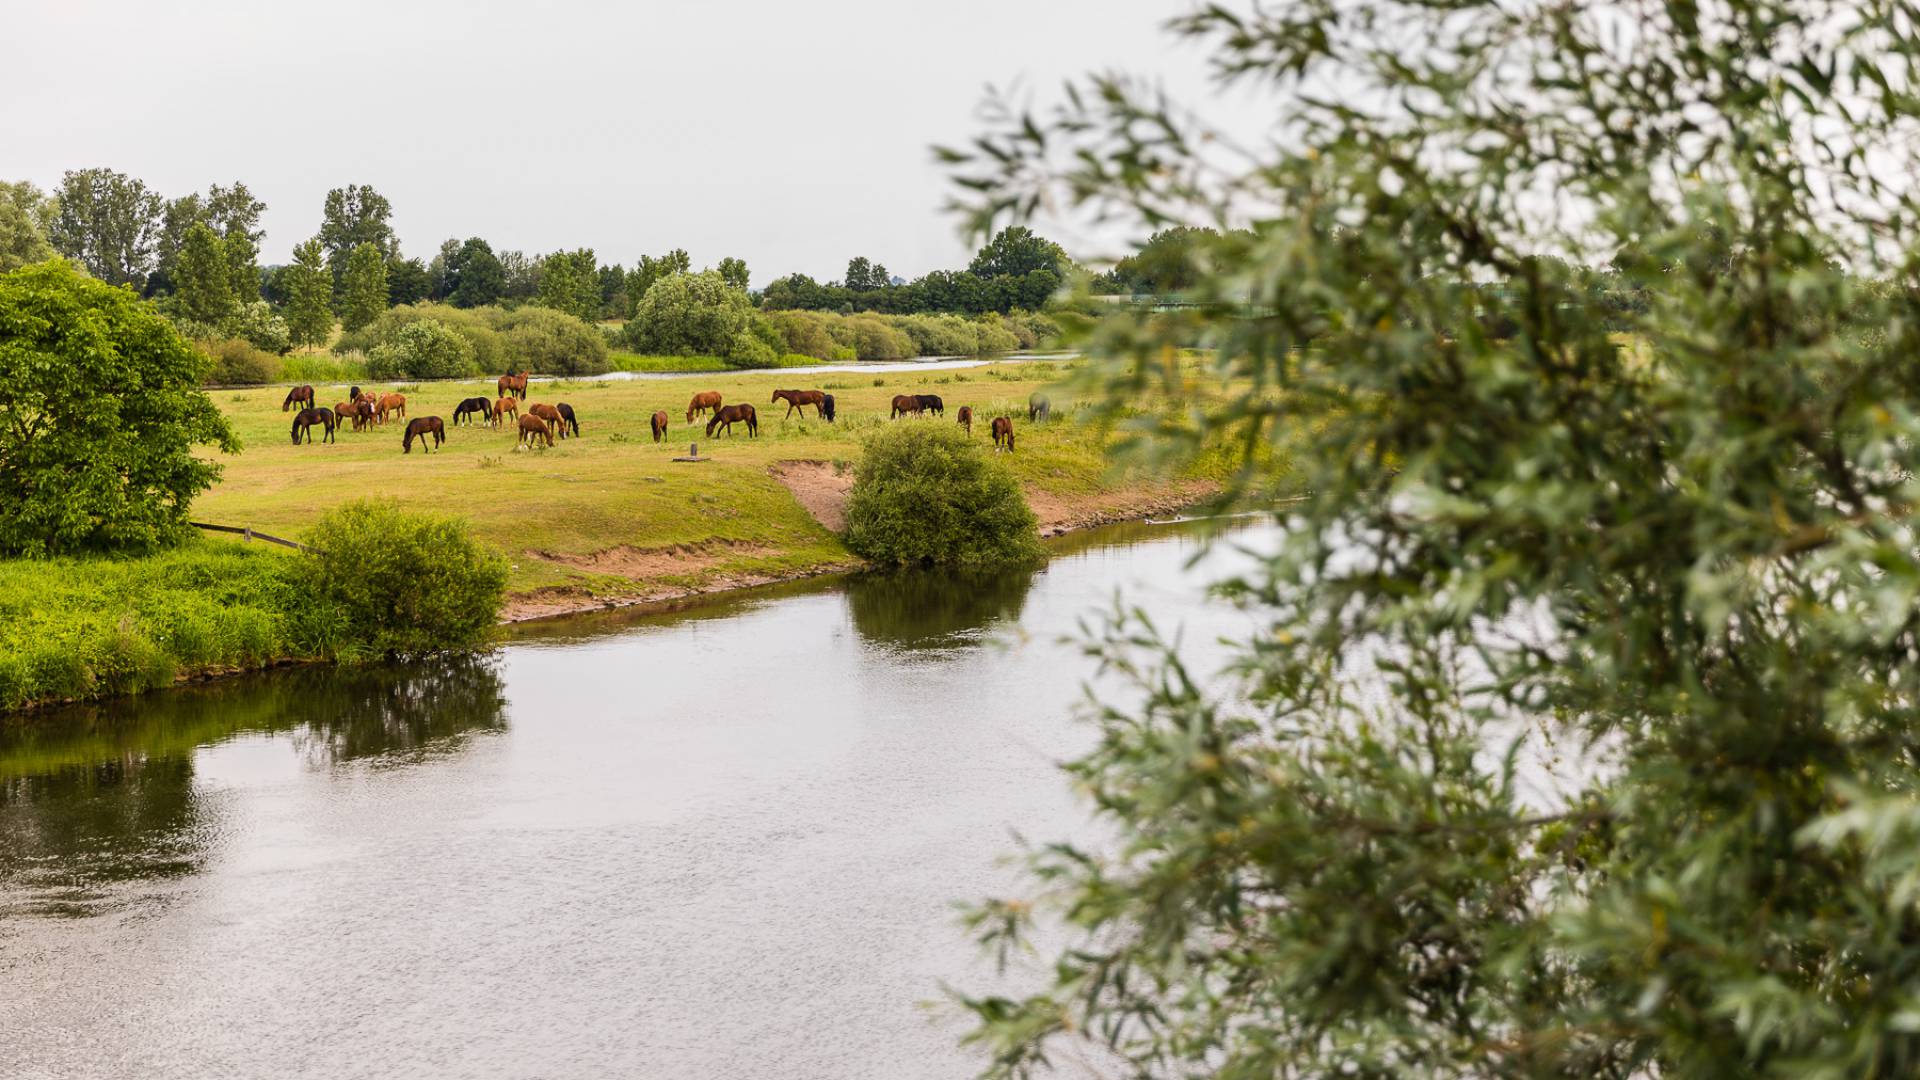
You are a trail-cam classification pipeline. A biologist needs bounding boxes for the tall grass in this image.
[281,352,370,383]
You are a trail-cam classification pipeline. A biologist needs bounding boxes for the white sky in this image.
[3,0,1247,284]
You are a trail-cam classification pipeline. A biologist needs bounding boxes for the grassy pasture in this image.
[195,359,1172,602]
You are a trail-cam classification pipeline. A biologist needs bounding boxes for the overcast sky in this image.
[4,0,1242,284]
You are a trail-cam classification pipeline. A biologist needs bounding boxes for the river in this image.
[0,519,1267,1080]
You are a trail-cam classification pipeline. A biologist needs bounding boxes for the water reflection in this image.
[844,564,1038,649]
[0,657,507,916]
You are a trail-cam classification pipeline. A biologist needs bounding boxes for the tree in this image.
[965,226,1063,280]
[365,319,474,380]
[47,168,163,288]
[443,238,505,308]
[318,184,395,286]
[843,424,1039,568]
[0,182,54,272]
[844,256,889,291]
[0,260,236,555]
[386,256,430,306]
[224,230,259,306]
[497,306,611,375]
[622,270,754,356]
[716,256,750,292]
[498,249,540,301]
[944,1,1920,1076]
[201,182,264,243]
[149,182,266,297]
[337,243,389,333]
[170,223,234,325]
[534,248,601,322]
[283,239,333,349]
[625,248,691,316]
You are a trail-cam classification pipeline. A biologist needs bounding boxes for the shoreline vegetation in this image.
[0,357,1238,714]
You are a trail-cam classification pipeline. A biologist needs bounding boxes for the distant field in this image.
[194,359,1214,605]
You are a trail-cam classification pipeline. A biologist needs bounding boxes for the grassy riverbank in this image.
[1,358,1235,711]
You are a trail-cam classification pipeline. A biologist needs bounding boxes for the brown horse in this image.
[528,403,565,438]
[555,403,580,438]
[291,407,335,444]
[770,388,826,419]
[956,405,973,435]
[335,400,374,432]
[518,413,553,448]
[650,410,669,442]
[282,385,315,412]
[377,393,407,425]
[991,416,1015,453]
[452,397,493,425]
[498,371,530,400]
[403,416,445,453]
[686,391,723,423]
[706,403,757,438]
[890,394,924,419]
[356,389,377,407]
[493,396,518,426]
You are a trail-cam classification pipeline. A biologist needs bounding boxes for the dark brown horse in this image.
[335,399,374,432]
[528,403,565,438]
[687,391,723,423]
[956,405,973,435]
[770,388,826,419]
[498,371,530,400]
[452,397,493,425]
[402,416,445,453]
[820,393,836,423]
[282,385,315,413]
[916,393,945,416]
[992,415,1015,452]
[890,394,924,419]
[349,385,363,404]
[706,403,757,438]
[518,413,553,448]
[650,410,669,442]
[555,403,580,438]
[291,407,335,444]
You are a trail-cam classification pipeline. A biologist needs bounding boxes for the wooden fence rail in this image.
[189,521,316,554]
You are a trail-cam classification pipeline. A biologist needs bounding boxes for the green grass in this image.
[281,352,370,383]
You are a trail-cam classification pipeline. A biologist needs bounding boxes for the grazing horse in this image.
[956,405,973,435]
[706,403,757,438]
[282,385,315,413]
[555,403,580,438]
[770,388,826,419]
[498,371,530,400]
[402,416,445,453]
[356,389,377,407]
[820,393,836,423]
[992,416,1016,452]
[290,407,336,445]
[650,410,669,442]
[1028,393,1050,422]
[518,413,553,448]
[686,391,723,423]
[493,396,518,426]
[916,393,945,416]
[890,393,925,419]
[349,385,362,404]
[377,393,407,425]
[335,400,374,432]
[452,397,493,426]
[528,403,565,438]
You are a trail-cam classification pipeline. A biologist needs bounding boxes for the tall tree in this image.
[318,184,395,287]
[283,239,333,349]
[224,230,259,306]
[625,248,691,316]
[170,222,234,325]
[844,256,888,291]
[201,182,265,244]
[535,248,600,322]
[337,242,389,332]
[0,181,54,272]
[498,249,540,301]
[47,168,163,288]
[966,225,1064,279]
[150,181,267,297]
[447,238,505,308]
[386,256,430,306]
[716,256,750,291]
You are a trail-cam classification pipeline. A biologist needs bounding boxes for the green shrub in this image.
[224,301,292,354]
[768,309,839,359]
[623,270,755,356]
[830,314,915,360]
[497,305,610,375]
[281,352,369,383]
[889,313,978,355]
[366,319,476,380]
[843,423,1040,568]
[203,337,284,385]
[285,500,507,659]
[726,327,780,368]
[340,302,507,373]
[972,315,1021,353]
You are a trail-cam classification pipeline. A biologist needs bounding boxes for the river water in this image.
[0,520,1267,1080]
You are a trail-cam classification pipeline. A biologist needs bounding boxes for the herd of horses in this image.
[282,373,1044,455]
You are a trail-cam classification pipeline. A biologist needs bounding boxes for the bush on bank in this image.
[843,423,1040,569]
[0,502,508,711]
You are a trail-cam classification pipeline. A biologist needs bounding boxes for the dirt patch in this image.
[529,539,774,579]
[769,460,855,532]
[1024,480,1221,538]
[500,562,860,624]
